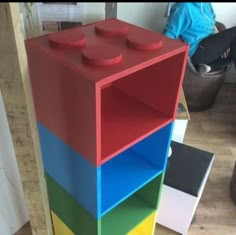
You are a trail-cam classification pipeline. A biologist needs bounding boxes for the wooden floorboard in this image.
[155,83,236,234]
[15,84,236,235]
[14,222,32,235]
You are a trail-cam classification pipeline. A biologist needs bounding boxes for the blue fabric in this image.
[163,3,216,57]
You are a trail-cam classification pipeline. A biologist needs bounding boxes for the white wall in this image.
[20,2,236,37]
[20,3,40,38]
[0,211,11,235]
[212,3,236,28]
[117,2,236,32]
[83,3,105,24]
[20,2,105,38]
[117,2,168,32]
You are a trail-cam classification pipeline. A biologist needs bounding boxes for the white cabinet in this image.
[157,142,214,234]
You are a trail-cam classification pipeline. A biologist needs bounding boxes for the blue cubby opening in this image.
[101,122,174,216]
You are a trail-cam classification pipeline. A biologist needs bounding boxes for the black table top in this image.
[164,141,214,197]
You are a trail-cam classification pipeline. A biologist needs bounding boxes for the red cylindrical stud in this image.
[82,45,122,66]
[127,30,163,50]
[95,19,129,37]
[49,29,87,49]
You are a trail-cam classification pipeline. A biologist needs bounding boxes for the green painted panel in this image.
[156,172,165,209]
[136,173,163,209]
[45,173,101,235]
[102,196,155,235]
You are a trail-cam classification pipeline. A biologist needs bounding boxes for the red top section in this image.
[26,18,187,84]
[49,30,86,49]
[26,18,188,166]
[95,20,129,37]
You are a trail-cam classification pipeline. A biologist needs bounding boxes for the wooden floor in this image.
[15,84,236,235]
[155,83,236,234]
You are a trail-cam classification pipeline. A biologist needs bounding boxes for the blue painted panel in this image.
[132,122,174,171]
[38,123,101,219]
[163,122,175,171]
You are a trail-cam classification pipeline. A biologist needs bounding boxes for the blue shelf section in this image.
[38,123,100,218]
[101,122,174,215]
[101,149,162,215]
[38,122,174,219]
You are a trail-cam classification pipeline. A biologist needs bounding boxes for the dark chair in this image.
[183,21,233,112]
[230,161,236,205]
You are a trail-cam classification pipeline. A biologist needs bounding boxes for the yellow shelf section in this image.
[128,211,157,235]
[51,211,74,235]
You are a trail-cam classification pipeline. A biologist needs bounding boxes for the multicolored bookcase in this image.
[25,18,188,235]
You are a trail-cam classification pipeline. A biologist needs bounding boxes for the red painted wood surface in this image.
[25,18,188,166]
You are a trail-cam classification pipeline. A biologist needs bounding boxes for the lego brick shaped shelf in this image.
[25,18,188,235]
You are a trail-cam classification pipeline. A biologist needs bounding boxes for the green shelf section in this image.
[102,197,153,235]
[102,173,163,235]
[46,173,100,235]
[45,172,164,235]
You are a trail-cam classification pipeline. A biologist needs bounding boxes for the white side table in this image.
[157,141,215,235]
